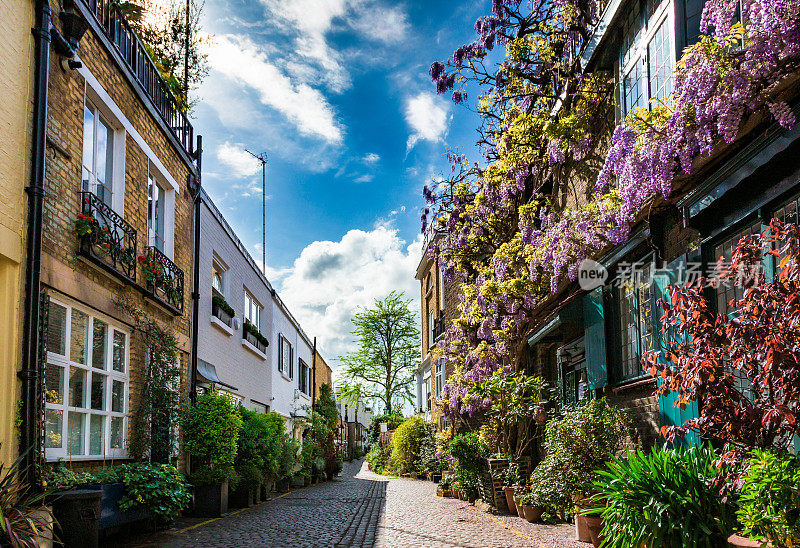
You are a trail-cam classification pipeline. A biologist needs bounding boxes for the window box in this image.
[210,315,233,336]
[211,295,234,327]
[76,191,137,284]
[243,323,268,354]
[241,337,267,360]
[139,246,184,315]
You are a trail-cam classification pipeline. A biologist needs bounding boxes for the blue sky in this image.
[193,0,487,364]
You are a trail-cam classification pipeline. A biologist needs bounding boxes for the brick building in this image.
[38,0,199,466]
[520,0,800,449]
[414,236,457,429]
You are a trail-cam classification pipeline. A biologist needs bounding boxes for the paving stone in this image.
[114,459,584,548]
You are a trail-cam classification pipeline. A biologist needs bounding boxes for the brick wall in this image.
[41,5,196,470]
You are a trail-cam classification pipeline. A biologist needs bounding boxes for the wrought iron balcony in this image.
[77,191,137,282]
[79,0,194,155]
[140,246,184,315]
[432,312,446,341]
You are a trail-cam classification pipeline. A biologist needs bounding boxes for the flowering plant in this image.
[74,213,96,237]
[426,0,800,419]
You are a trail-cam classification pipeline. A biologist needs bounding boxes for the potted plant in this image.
[2,450,56,548]
[537,398,631,540]
[496,461,520,515]
[520,493,544,523]
[592,445,736,547]
[439,476,453,497]
[211,294,235,326]
[733,449,800,548]
[513,484,528,518]
[185,391,243,517]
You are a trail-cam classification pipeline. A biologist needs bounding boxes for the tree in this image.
[338,291,420,415]
[645,219,800,485]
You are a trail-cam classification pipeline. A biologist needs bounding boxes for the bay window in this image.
[45,299,128,460]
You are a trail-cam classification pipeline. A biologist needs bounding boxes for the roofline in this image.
[200,188,314,349]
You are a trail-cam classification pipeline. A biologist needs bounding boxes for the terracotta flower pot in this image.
[513,495,523,517]
[727,535,767,548]
[584,515,604,547]
[503,486,517,516]
[443,490,453,498]
[522,505,544,523]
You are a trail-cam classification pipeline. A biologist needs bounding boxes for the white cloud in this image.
[206,35,343,143]
[404,92,451,151]
[362,152,380,165]
[350,5,410,43]
[216,142,262,177]
[353,174,374,183]
[274,226,423,371]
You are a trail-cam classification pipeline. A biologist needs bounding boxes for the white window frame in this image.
[244,289,262,331]
[147,167,175,260]
[278,335,294,379]
[428,310,435,349]
[44,298,129,461]
[618,0,675,118]
[81,90,126,216]
[211,255,227,297]
[435,357,445,397]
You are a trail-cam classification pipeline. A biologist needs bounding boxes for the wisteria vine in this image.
[426,0,800,421]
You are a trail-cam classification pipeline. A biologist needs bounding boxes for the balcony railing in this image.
[77,191,137,282]
[432,313,446,341]
[140,246,184,315]
[80,0,194,155]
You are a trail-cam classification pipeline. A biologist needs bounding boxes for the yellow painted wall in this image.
[0,0,34,465]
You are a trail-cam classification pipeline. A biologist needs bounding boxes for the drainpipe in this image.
[189,135,203,405]
[311,337,316,408]
[19,0,54,483]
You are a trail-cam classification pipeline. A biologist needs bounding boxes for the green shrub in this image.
[367,445,387,474]
[418,425,445,476]
[367,411,403,445]
[738,449,800,547]
[185,391,243,485]
[542,398,631,496]
[593,446,736,548]
[389,417,426,474]
[448,432,485,473]
[212,294,235,317]
[235,408,273,484]
[260,412,288,480]
[276,434,300,481]
[527,454,572,514]
[116,463,190,523]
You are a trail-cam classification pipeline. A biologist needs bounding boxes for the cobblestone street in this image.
[117,459,582,548]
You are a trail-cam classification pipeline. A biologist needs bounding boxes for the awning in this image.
[527,298,584,346]
[196,359,238,390]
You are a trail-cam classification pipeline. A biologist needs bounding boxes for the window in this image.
[278,335,294,378]
[612,260,654,382]
[559,338,587,405]
[712,221,762,315]
[251,402,267,413]
[220,390,243,405]
[211,259,226,296]
[147,173,167,253]
[619,0,673,117]
[244,290,261,330]
[435,357,445,397]
[299,360,310,395]
[44,299,128,460]
[428,310,435,349]
[82,102,115,207]
[422,367,431,411]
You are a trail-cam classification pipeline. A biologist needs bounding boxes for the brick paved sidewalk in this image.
[111,459,584,547]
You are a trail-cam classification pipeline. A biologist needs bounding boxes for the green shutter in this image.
[583,288,607,390]
[653,255,700,448]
